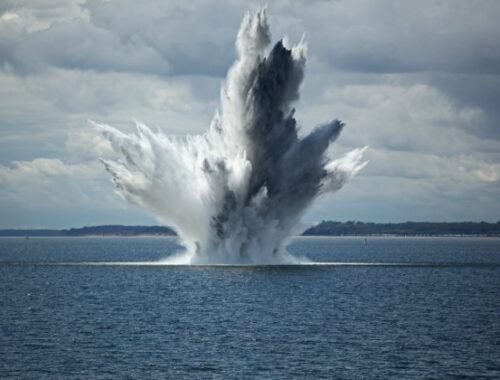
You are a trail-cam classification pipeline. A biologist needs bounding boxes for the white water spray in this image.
[95,10,367,264]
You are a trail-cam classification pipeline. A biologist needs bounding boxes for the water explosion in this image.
[95,10,367,264]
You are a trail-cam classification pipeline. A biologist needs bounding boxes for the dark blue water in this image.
[1,237,499,378]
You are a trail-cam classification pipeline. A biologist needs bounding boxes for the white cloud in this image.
[0,0,88,33]
[0,158,111,207]
[474,164,500,183]
[299,77,496,154]
[0,12,19,22]
[283,0,500,75]
[1,18,171,75]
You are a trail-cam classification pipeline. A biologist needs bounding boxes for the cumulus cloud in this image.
[474,164,500,183]
[83,0,245,76]
[0,158,108,206]
[0,0,86,33]
[0,0,246,77]
[3,1,499,77]
[281,0,500,75]
[21,69,213,121]
[274,1,500,142]
[299,78,495,154]
[0,16,171,75]
[425,72,500,139]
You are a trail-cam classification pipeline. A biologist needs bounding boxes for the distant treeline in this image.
[0,225,176,237]
[60,225,176,236]
[1,222,499,237]
[302,221,500,236]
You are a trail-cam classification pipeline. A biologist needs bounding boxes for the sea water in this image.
[1,237,499,378]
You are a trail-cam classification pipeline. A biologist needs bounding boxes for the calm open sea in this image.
[1,236,499,378]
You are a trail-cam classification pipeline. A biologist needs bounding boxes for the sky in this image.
[0,0,499,229]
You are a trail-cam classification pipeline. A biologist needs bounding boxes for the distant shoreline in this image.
[0,221,498,238]
[297,234,499,238]
[1,235,498,240]
[1,235,497,238]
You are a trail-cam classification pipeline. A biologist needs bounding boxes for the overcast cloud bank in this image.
[0,0,499,228]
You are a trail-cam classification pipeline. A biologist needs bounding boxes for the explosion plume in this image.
[95,10,367,264]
